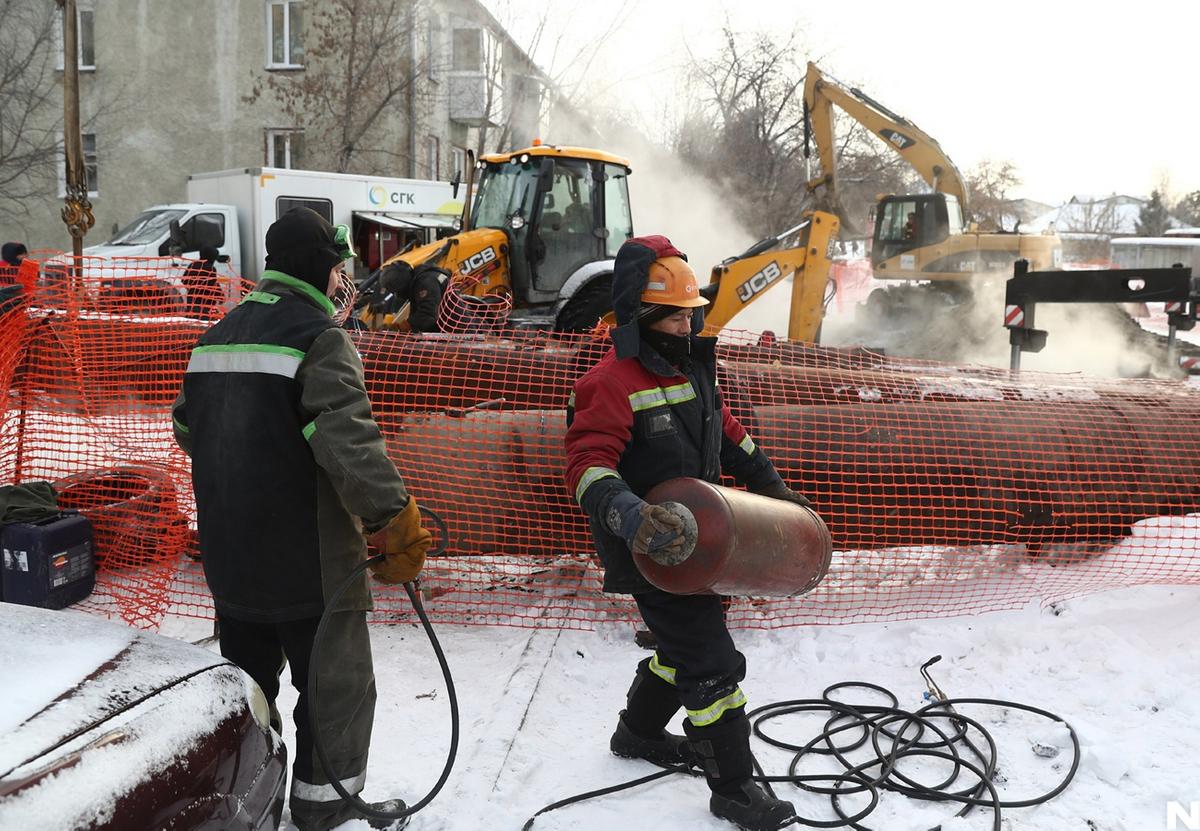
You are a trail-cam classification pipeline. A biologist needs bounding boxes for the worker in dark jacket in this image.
[564,235,809,831]
[372,259,450,332]
[181,244,224,316]
[172,207,431,831]
[1,242,28,284]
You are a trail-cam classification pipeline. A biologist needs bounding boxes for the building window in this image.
[277,197,332,223]
[267,0,304,68]
[425,136,440,179]
[55,3,96,71]
[266,129,304,169]
[58,132,99,198]
[425,13,440,79]
[450,146,467,180]
[452,27,482,72]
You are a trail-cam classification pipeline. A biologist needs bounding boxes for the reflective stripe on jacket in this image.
[564,336,782,593]
[172,272,409,622]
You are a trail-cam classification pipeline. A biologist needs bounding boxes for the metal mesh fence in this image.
[3,255,1199,630]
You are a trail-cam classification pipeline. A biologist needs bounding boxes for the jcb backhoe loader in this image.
[356,142,840,342]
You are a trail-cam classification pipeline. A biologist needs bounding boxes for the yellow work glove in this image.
[366,498,432,584]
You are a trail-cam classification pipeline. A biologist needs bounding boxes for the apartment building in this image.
[8,0,551,249]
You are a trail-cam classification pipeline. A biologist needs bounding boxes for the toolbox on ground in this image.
[1,511,95,609]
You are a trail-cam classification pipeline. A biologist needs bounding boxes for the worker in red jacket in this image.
[564,235,809,831]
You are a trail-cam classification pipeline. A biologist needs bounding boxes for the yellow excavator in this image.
[803,62,1061,287]
[356,142,839,342]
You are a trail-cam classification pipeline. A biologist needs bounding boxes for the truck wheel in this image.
[54,465,182,570]
[555,276,613,332]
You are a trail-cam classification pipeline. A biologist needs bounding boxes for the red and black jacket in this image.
[565,335,783,593]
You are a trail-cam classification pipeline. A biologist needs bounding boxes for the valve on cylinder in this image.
[634,477,833,598]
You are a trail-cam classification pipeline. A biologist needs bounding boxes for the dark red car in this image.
[0,602,286,829]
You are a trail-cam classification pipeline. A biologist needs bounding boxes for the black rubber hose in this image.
[521,666,1079,830]
[307,507,457,825]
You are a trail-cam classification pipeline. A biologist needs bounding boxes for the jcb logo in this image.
[459,246,497,275]
[736,261,783,303]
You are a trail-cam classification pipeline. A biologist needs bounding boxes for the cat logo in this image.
[878,128,916,150]
[459,246,497,275]
[735,261,783,302]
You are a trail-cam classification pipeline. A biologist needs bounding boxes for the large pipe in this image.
[386,393,1200,559]
[752,400,1200,550]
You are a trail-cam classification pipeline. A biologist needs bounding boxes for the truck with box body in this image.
[70,168,464,309]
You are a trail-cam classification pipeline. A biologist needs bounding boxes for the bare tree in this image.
[1067,198,1125,262]
[671,25,918,239]
[964,158,1022,231]
[244,0,436,174]
[476,0,634,156]
[0,0,63,223]
[670,27,811,236]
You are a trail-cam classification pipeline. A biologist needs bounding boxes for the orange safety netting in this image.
[2,255,1199,631]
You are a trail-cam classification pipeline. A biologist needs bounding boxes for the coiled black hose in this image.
[523,656,1079,830]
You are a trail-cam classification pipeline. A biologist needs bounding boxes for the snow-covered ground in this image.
[157,583,1200,831]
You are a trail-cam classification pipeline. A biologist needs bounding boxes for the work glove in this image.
[606,491,698,565]
[366,498,432,584]
[755,480,813,509]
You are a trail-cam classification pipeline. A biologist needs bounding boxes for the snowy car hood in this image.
[0,602,227,777]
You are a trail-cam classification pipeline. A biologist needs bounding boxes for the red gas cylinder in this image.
[635,478,832,597]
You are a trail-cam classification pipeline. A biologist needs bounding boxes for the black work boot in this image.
[363,797,410,830]
[685,710,797,831]
[294,797,409,831]
[609,656,691,766]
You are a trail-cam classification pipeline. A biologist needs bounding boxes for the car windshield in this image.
[472,160,538,230]
[109,209,188,245]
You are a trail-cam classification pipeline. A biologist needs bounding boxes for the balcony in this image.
[449,72,504,127]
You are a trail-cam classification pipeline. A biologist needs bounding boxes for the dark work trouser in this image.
[217,610,377,831]
[633,589,748,728]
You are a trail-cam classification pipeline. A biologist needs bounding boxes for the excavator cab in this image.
[871,193,964,268]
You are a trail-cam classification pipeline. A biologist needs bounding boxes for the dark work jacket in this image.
[564,336,783,593]
[172,271,409,623]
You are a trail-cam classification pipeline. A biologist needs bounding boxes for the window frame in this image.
[58,132,99,198]
[55,2,97,72]
[425,135,440,179]
[276,196,333,224]
[450,146,468,180]
[265,129,304,169]
[266,0,304,70]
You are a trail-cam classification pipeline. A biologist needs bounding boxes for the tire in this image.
[555,275,613,332]
[54,465,182,570]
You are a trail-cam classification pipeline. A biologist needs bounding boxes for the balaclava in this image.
[264,208,344,291]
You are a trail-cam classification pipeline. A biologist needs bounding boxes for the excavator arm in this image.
[803,61,967,209]
[702,210,840,341]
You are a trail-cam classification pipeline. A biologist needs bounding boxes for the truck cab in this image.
[90,204,242,277]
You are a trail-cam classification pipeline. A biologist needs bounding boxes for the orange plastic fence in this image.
[3,255,1199,630]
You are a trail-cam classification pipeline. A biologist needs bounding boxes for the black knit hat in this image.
[264,208,345,290]
[2,242,28,267]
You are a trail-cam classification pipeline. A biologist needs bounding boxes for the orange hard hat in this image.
[641,256,709,308]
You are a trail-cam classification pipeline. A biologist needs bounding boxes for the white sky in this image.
[503,0,1200,205]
